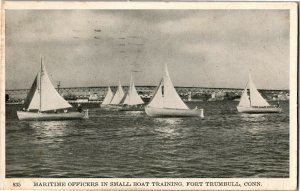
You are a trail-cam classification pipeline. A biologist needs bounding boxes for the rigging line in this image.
[39,58,42,112]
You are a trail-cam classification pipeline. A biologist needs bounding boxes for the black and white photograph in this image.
[1,1,298,190]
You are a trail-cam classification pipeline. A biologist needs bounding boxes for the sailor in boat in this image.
[276,101,280,108]
[77,104,83,112]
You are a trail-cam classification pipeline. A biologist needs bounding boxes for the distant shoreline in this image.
[5,86,289,92]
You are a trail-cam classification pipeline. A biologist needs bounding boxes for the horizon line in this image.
[5,85,290,92]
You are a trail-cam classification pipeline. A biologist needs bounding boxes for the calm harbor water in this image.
[6,101,289,178]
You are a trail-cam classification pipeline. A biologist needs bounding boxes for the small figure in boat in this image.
[77,104,83,112]
[276,101,280,108]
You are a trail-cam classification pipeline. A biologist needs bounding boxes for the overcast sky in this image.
[6,10,289,90]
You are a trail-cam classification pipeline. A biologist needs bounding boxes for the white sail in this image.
[39,63,72,111]
[25,74,40,110]
[248,74,270,107]
[238,85,250,107]
[101,86,113,105]
[162,65,188,109]
[122,93,130,105]
[147,80,164,108]
[123,74,144,105]
[147,65,188,110]
[128,81,144,105]
[110,81,125,105]
[28,86,40,110]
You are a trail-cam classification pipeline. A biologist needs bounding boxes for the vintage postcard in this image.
[0,1,298,190]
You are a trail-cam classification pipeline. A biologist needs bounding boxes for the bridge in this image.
[5,86,289,102]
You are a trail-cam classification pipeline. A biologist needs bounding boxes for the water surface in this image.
[6,101,289,178]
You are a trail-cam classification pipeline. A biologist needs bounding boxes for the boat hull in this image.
[17,111,88,121]
[237,106,282,113]
[145,106,204,117]
[101,104,144,111]
[100,104,122,111]
[118,105,145,111]
[119,107,144,111]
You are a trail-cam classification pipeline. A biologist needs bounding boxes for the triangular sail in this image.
[147,65,188,110]
[101,86,113,105]
[39,62,72,111]
[123,74,144,105]
[162,65,188,109]
[128,81,144,105]
[24,74,39,110]
[147,80,164,108]
[122,93,130,105]
[238,85,250,107]
[248,74,270,107]
[110,81,125,105]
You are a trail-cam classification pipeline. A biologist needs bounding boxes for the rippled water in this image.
[6,101,289,178]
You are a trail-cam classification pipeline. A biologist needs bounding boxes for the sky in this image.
[5,10,290,90]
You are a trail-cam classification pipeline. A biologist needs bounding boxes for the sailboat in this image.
[119,72,144,111]
[145,65,204,117]
[110,81,125,105]
[17,59,88,121]
[100,81,125,110]
[100,86,114,108]
[237,74,282,113]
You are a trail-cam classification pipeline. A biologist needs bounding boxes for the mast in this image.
[129,72,133,104]
[156,64,188,110]
[248,74,251,106]
[39,58,42,112]
[249,90,251,106]
[246,82,251,107]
